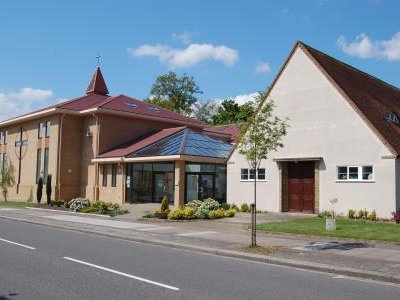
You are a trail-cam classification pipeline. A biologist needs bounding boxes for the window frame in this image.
[45,121,51,138]
[240,168,266,182]
[43,148,49,183]
[38,122,44,139]
[336,165,374,182]
[36,149,42,184]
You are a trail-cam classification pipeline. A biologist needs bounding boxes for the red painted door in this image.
[288,162,315,213]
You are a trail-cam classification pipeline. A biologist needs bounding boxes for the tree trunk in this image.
[251,174,257,247]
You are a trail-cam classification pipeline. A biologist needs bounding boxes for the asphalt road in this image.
[0,218,399,300]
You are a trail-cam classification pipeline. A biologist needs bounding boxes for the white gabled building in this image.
[227,41,400,218]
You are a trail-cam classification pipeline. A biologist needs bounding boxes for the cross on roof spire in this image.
[96,54,101,66]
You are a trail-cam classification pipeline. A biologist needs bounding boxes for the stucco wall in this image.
[98,163,124,204]
[227,47,396,218]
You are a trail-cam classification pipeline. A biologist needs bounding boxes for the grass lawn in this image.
[257,217,400,242]
[0,200,35,207]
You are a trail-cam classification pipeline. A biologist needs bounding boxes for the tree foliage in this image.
[238,91,288,170]
[192,100,218,124]
[146,72,202,115]
[1,159,15,202]
[212,99,255,125]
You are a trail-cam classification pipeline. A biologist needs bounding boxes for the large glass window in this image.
[45,121,51,138]
[125,163,175,203]
[185,163,227,203]
[38,122,44,139]
[337,166,374,182]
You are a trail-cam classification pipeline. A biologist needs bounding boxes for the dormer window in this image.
[384,112,400,126]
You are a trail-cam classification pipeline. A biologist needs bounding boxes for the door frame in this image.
[280,160,320,214]
[184,172,216,203]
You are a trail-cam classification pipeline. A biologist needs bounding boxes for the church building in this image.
[0,68,236,207]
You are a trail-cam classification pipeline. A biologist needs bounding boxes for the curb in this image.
[0,214,399,285]
[25,207,111,218]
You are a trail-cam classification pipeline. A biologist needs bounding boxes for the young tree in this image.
[238,91,288,247]
[1,160,15,202]
[146,72,203,115]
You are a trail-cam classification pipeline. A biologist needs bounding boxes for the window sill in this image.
[335,180,375,183]
[240,180,267,182]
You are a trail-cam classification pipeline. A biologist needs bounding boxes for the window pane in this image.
[38,122,43,138]
[362,166,373,180]
[153,163,174,172]
[43,148,49,183]
[45,121,51,137]
[0,132,3,145]
[186,163,201,172]
[4,131,7,145]
[257,168,266,180]
[36,149,42,184]
[337,166,347,180]
[249,168,256,180]
[102,165,108,186]
[241,169,248,180]
[349,166,358,179]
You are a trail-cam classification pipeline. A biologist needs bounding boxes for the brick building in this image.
[0,67,236,207]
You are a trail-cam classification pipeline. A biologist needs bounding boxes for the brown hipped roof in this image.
[298,42,400,155]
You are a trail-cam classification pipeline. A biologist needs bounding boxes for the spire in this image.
[85,66,109,95]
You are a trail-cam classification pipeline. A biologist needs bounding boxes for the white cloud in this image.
[254,62,271,74]
[171,31,196,44]
[128,43,239,68]
[212,92,258,106]
[0,88,53,121]
[337,32,400,61]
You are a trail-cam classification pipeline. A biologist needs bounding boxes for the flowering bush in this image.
[186,200,203,210]
[69,198,90,212]
[168,207,196,220]
[199,198,220,211]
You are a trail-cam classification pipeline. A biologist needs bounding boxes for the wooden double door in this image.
[288,161,315,213]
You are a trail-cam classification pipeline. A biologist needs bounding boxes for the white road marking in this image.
[176,231,217,237]
[63,257,180,291]
[0,238,36,250]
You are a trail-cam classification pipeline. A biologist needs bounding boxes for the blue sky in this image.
[0,0,399,120]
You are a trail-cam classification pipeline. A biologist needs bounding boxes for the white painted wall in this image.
[227,47,397,218]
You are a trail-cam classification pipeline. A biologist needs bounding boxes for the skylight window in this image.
[147,106,160,112]
[125,102,139,108]
[384,112,400,126]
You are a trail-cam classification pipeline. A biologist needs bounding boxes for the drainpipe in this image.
[56,113,66,201]
[93,113,100,201]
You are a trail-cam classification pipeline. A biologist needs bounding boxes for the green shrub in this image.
[318,210,332,218]
[186,200,203,209]
[220,203,230,210]
[143,213,155,218]
[347,209,356,219]
[369,209,377,221]
[224,208,237,217]
[168,207,196,220]
[357,209,369,219]
[80,206,100,213]
[229,203,239,211]
[160,195,169,212]
[200,198,220,211]
[46,174,52,205]
[209,208,226,219]
[50,200,63,207]
[241,203,250,213]
[91,200,120,214]
[69,198,90,212]
[36,177,43,203]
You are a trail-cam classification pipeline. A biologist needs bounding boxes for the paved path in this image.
[0,206,400,284]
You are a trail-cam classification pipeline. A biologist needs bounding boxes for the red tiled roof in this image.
[98,95,203,125]
[203,124,240,143]
[299,42,400,155]
[58,93,109,111]
[98,127,186,158]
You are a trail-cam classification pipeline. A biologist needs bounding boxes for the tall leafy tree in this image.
[212,99,255,125]
[146,72,202,115]
[1,160,15,202]
[238,91,288,247]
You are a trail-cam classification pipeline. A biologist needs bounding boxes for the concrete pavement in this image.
[0,205,399,284]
